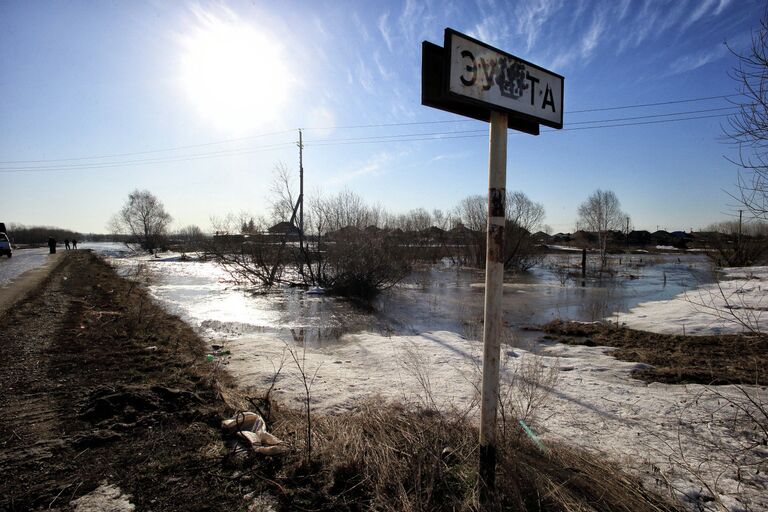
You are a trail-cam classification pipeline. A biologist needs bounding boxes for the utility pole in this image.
[626,216,630,248]
[298,130,304,237]
[738,209,743,251]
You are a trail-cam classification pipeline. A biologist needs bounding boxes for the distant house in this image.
[572,230,596,244]
[531,231,552,244]
[212,233,245,245]
[268,221,301,237]
[421,226,446,240]
[670,231,693,249]
[628,230,651,246]
[552,232,572,243]
[325,226,361,241]
[651,230,672,245]
[689,231,721,247]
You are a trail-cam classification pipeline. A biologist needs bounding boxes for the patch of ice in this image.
[546,244,584,252]
[71,484,134,512]
[618,265,767,335]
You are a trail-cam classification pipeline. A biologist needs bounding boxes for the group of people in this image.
[47,237,78,254]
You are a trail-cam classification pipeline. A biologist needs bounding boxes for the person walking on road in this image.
[48,237,56,254]
[72,239,78,250]
[64,239,70,250]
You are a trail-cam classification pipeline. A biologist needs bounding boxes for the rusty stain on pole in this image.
[478,110,508,506]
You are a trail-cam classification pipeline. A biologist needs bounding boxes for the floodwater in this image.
[93,243,716,349]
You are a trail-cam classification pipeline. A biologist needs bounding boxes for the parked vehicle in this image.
[0,232,12,258]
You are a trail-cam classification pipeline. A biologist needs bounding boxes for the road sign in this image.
[422,41,539,135]
[445,29,564,129]
[421,28,564,508]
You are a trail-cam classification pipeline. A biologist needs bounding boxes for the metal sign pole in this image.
[478,109,508,506]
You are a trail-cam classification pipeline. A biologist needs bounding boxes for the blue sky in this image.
[1,0,763,234]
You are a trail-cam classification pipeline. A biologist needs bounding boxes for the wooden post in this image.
[478,110,507,507]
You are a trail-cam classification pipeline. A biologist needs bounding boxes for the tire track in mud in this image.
[0,255,77,509]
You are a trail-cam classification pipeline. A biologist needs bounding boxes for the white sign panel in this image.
[446,29,564,129]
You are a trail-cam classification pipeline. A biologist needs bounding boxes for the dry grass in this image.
[541,320,768,385]
[231,398,683,512]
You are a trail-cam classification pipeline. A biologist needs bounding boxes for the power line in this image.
[3,112,734,172]
[2,101,743,173]
[0,141,294,173]
[0,129,295,165]
[565,94,741,114]
[2,93,743,166]
[567,105,739,125]
[304,112,734,147]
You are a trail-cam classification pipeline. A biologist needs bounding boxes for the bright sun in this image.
[180,13,292,133]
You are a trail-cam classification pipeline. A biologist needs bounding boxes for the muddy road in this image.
[0,252,245,511]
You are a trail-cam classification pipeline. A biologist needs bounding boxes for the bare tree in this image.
[726,11,768,220]
[576,189,626,268]
[505,192,546,270]
[110,189,172,251]
[454,191,545,270]
[270,162,298,224]
[176,225,204,242]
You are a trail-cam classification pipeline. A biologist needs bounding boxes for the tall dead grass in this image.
[238,331,682,511]
[253,398,682,511]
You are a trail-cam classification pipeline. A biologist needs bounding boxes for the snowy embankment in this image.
[225,329,767,512]
[618,266,768,335]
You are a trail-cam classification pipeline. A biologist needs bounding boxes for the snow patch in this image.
[618,265,767,334]
[71,484,134,512]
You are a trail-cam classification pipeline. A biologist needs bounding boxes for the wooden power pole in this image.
[298,129,304,236]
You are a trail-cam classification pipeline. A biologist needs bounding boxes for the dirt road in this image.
[0,252,244,511]
[0,249,63,316]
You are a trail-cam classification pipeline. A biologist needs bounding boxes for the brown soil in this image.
[0,251,244,511]
[540,319,768,385]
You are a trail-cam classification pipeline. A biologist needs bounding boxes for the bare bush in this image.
[206,214,286,289]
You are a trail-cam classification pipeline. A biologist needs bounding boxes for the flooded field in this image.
[89,241,715,348]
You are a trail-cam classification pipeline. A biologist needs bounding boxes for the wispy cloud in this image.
[397,0,428,48]
[356,57,375,94]
[330,152,397,184]
[580,10,605,60]
[616,0,632,21]
[617,0,689,53]
[667,43,728,75]
[684,0,717,29]
[373,51,393,81]
[353,12,370,42]
[515,0,563,53]
[430,151,471,163]
[714,0,733,16]
[378,11,393,52]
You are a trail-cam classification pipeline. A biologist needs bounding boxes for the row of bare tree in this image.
[205,183,547,298]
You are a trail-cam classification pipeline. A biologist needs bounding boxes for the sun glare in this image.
[180,12,292,133]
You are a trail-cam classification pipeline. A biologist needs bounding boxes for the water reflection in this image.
[108,250,715,348]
